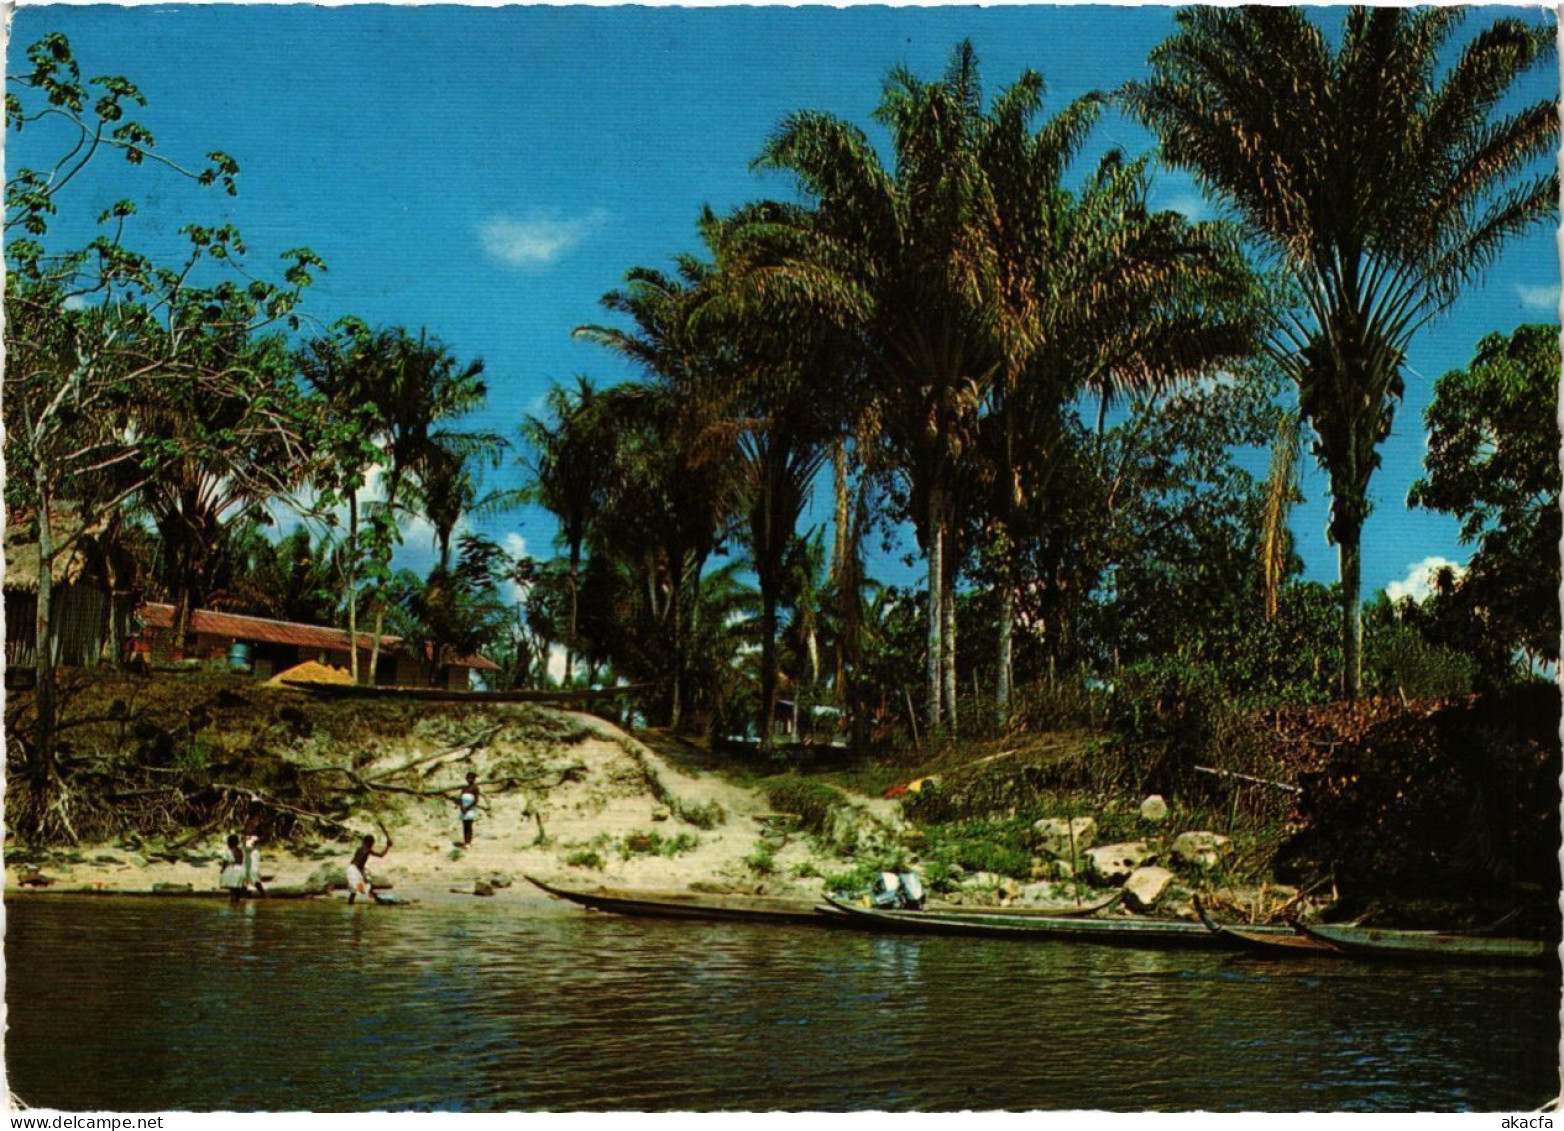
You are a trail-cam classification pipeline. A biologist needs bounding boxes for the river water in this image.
[5,896,1558,1111]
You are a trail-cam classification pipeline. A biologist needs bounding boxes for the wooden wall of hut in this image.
[4,584,117,668]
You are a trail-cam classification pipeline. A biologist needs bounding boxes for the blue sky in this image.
[9,4,1559,603]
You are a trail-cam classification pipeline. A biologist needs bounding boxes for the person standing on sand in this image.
[219,835,247,904]
[347,822,392,904]
[456,772,484,847]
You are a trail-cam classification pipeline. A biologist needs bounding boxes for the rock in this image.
[1122,866,1174,912]
[960,870,1005,891]
[305,862,346,893]
[1139,795,1169,823]
[1083,841,1155,884]
[473,881,495,897]
[1030,817,1097,860]
[1171,831,1231,870]
[487,873,514,889]
[651,806,671,822]
[152,882,193,894]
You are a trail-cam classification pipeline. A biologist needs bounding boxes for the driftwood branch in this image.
[1193,765,1301,794]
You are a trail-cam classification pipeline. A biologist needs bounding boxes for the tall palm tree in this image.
[575,272,739,727]
[1124,7,1557,698]
[519,376,615,684]
[744,41,1015,731]
[981,149,1261,721]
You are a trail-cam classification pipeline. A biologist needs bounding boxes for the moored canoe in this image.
[1294,921,1551,966]
[526,875,840,926]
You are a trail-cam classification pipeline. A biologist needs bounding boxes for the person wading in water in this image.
[347,821,393,904]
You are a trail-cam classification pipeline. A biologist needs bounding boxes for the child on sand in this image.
[346,822,393,905]
[457,772,484,847]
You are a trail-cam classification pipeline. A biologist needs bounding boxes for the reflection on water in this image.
[5,896,1557,1111]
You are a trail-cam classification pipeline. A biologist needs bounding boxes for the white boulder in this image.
[1084,841,1156,884]
[1031,817,1097,860]
[1122,866,1174,912]
[1171,831,1231,870]
[1139,795,1169,823]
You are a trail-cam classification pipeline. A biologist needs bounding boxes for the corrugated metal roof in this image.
[138,603,499,671]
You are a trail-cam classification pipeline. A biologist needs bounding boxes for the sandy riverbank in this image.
[5,707,869,913]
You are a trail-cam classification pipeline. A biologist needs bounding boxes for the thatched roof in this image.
[3,510,106,593]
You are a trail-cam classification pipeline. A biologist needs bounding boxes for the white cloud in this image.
[501,532,530,605]
[478,209,609,270]
[1161,194,1211,222]
[62,294,90,312]
[1515,283,1560,312]
[1385,555,1466,604]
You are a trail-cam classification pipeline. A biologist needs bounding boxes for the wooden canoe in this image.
[526,875,844,926]
[1194,896,1341,956]
[821,895,1255,948]
[923,889,1124,919]
[9,885,324,900]
[1294,921,1552,966]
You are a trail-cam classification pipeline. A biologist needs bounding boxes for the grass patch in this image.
[744,845,776,876]
[565,850,605,870]
[618,830,700,860]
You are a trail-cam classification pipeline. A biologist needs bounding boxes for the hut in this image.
[136,603,500,690]
[3,512,132,671]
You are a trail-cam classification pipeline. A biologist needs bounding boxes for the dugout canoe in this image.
[922,889,1125,919]
[8,885,323,900]
[526,875,846,926]
[1293,921,1551,966]
[1194,896,1341,956]
[820,895,1271,948]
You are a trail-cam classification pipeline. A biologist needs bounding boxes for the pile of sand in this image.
[266,660,357,688]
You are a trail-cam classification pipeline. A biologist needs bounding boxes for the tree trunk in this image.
[669,565,684,732]
[369,605,385,687]
[941,551,958,734]
[996,581,1014,727]
[1340,529,1363,701]
[759,579,779,755]
[566,541,580,686]
[33,487,58,787]
[346,491,360,684]
[830,437,849,584]
[925,486,944,731]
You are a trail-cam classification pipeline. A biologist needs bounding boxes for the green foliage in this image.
[744,845,776,876]
[565,850,606,871]
[1409,324,1562,668]
[1363,615,1475,700]
[919,819,1035,883]
[617,830,700,860]
[761,778,850,839]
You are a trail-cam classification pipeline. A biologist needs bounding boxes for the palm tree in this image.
[981,149,1261,721]
[519,376,615,684]
[743,41,1017,731]
[576,258,745,729]
[1124,7,1557,698]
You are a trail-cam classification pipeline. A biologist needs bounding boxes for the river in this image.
[5,896,1558,1111]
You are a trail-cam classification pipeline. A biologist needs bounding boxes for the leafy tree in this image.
[391,533,512,687]
[1125,7,1557,698]
[1409,323,1561,667]
[4,32,321,797]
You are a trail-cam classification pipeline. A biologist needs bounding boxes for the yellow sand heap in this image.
[265,660,357,688]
